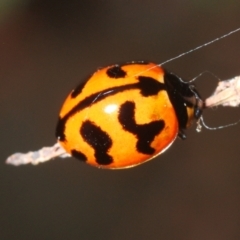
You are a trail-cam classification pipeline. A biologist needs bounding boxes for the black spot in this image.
[106,65,127,78]
[71,150,87,162]
[56,117,66,141]
[138,76,165,96]
[80,120,113,165]
[71,80,88,98]
[118,101,165,155]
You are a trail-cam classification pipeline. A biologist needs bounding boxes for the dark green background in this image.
[1,1,240,239]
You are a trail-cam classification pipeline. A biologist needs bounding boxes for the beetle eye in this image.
[194,106,202,119]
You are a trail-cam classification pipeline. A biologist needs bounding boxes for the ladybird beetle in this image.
[56,61,203,169]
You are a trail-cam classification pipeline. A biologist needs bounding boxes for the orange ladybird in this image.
[56,61,203,169]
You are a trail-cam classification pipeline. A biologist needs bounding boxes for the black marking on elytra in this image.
[80,120,113,165]
[118,101,165,155]
[56,117,65,141]
[71,149,87,162]
[71,80,88,98]
[138,76,165,96]
[106,65,127,78]
[56,76,165,141]
[164,71,202,130]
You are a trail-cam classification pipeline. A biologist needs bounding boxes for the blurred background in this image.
[1,1,240,239]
